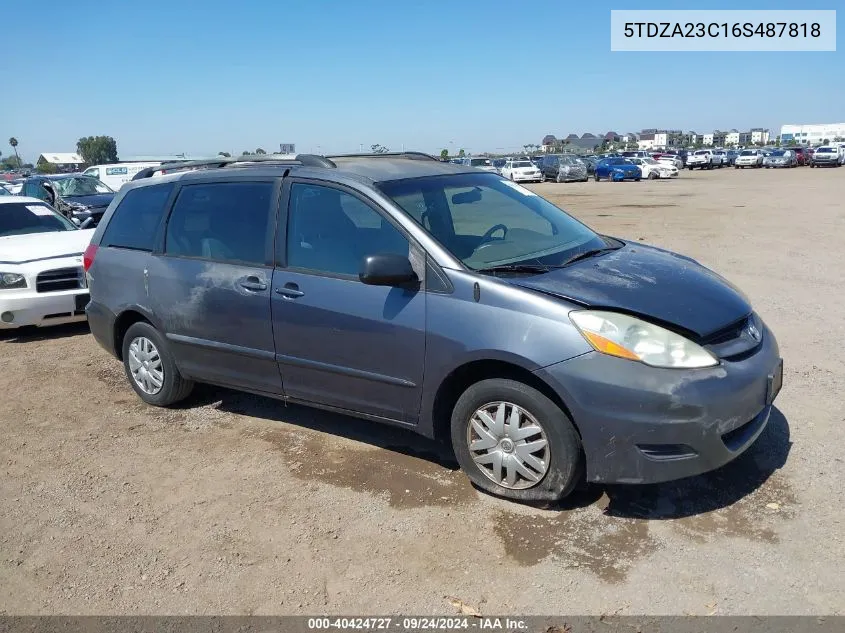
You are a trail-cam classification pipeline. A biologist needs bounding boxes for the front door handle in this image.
[239,275,268,292]
[275,283,304,299]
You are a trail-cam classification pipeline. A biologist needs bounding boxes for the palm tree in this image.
[9,137,20,163]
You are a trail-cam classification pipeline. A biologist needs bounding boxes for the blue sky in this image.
[1,0,841,161]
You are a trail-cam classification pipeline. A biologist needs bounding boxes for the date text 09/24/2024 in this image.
[307,617,527,631]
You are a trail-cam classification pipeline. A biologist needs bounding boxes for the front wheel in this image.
[121,321,194,406]
[594,173,601,181]
[647,172,657,180]
[450,378,583,503]
[735,165,739,169]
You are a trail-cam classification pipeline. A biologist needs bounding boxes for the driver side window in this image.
[286,183,409,277]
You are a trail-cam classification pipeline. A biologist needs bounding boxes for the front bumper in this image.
[535,324,782,484]
[0,289,89,328]
[513,173,543,182]
[556,170,587,182]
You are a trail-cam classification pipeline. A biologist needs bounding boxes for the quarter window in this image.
[165,182,273,265]
[286,183,409,277]
[101,183,174,251]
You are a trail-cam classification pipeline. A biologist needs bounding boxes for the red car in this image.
[791,147,811,165]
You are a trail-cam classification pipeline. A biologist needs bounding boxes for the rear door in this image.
[147,178,283,395]
[271,179,426,423]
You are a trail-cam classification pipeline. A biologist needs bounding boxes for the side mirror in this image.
[359,253,418,287]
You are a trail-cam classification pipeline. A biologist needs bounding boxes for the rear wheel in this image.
[450,379,583,503]
[121,322,194,407]
[647,171,657,180]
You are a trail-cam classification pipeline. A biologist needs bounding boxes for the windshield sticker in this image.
[26,205,54,217]
[500,180,538,196]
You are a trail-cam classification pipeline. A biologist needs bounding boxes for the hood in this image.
[62,192,115,208]
[0,229,95,264]
[510,242,751,339]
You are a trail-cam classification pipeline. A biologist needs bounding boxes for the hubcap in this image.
[467,401,550,490]
[127,336,164,395]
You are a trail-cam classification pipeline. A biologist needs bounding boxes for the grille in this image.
[36,267,84,293]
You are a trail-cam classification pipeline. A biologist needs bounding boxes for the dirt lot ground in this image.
[1,166,843,615]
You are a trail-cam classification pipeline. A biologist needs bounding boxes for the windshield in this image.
[0,202,77,237]
[694,150,709,155]
[642,158,659,165]
[817,147,835,153]
[469,159,492,167]
[0,187,10,196]
[377,173,605,270]
[770,150,786,156]
[512,161,532,168]
[51,176,115,197]
[740,150,755,156]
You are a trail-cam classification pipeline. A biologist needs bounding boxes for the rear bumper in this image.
[86,300,118,357]
[534,324,782,485]
[0,290,89,329]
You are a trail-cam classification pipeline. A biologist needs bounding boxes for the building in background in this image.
[750,128,770,144]
[36,153,85,173]
[780,123,845,145]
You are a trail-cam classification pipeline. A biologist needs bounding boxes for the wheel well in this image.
[431,360,578,444]
[113,310,151,360]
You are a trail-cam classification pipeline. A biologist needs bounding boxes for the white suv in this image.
[686,150,718,170]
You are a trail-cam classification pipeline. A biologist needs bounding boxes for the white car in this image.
[655,155,683,169]
[0,196,94,329]
[734,149,764,168]
[630,158,679,179]
[500,159,543,183]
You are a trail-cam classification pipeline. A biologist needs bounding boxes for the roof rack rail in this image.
[133,153,336,179]
[325,151,440,161]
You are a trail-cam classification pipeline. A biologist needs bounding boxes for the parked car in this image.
[763,150,798,168]
[654,154,683,169]
[734,149,765,168]
[579,155,599,175]
[3,179,24,195]
[629,157,679,180]
[810,146,842,167]
[790,147,810,166]
[84,152,782,503]
[459,157,498,173]
[501,159,544,183]
[686,150,719,170]
[0,196,95,329]
[83,162,163,191]
[19,174,115,227]
[712,150,736,166]
[724,150,740,165]
[541,155,588,183]
[662,149,688,166]
[594,157,642,181]
[492,158,507,175]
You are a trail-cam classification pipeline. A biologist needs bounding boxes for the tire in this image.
[634,177,641,181]
[688,165,693,170]
[734,165,739,169]
[810,163,815,168]
[450,378,583,503]
[121,321,194,407]
[647,172,657,180]
[594,173,601,181]
[555,173,562,183]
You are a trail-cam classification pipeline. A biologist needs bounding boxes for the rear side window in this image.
[165,181,273,265]
[101,183,174,251]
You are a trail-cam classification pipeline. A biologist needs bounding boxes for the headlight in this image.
[569,310,718,369]
[0,273,27,290]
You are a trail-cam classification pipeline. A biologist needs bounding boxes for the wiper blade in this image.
[476,264,552,274]
[560,246,620,267]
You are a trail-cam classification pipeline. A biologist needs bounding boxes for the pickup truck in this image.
[686,150,719,170]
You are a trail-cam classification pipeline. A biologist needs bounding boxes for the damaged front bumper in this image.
[534,324,782,484]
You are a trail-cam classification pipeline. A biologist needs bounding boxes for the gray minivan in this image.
[84,153,782,503]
